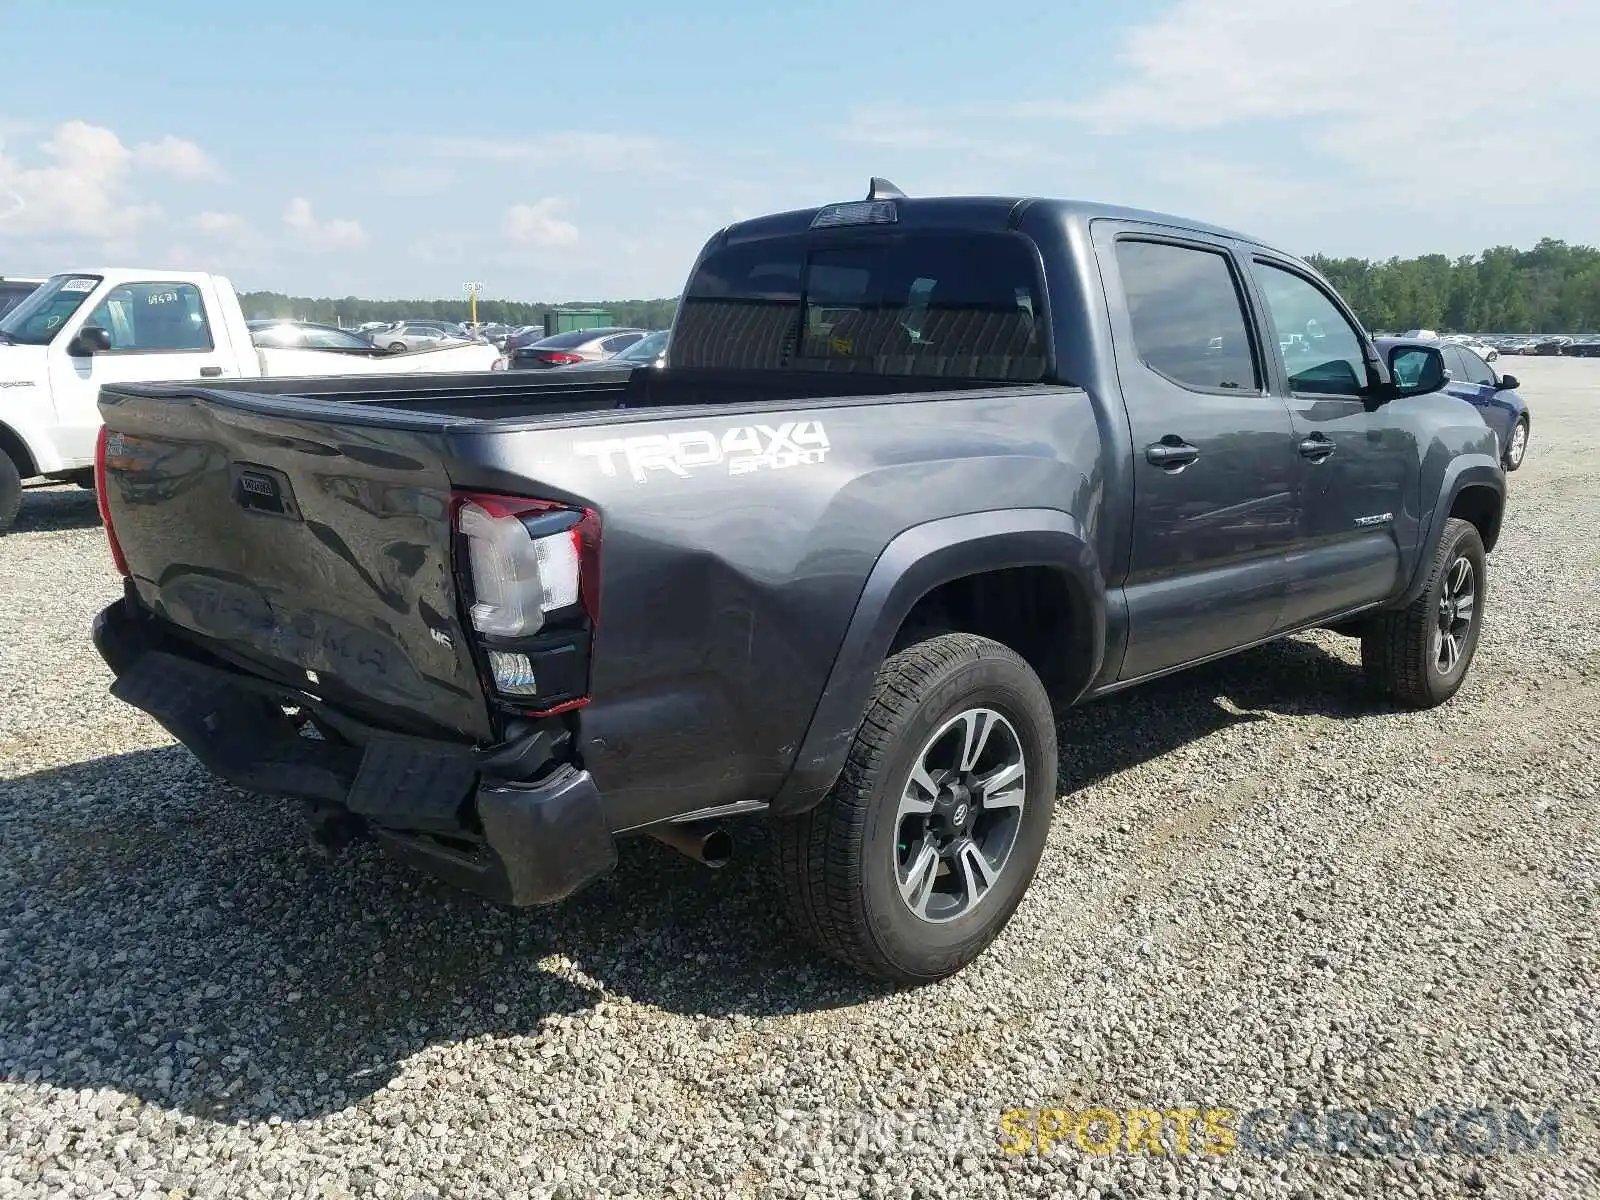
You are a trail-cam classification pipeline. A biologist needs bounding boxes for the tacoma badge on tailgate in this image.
[229,462,301,519]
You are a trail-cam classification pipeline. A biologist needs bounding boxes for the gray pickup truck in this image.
[92,180,1504,983]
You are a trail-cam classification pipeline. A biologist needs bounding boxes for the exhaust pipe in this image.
[649,821,733,868]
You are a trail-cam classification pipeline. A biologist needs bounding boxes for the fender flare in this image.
[769,507,1104,815]
[1398,454,1504,607]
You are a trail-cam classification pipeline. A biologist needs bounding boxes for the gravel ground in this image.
[2,358,1597,1199]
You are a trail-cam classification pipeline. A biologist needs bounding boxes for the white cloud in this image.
[0,120,158,241]
[503,198,579,249]
[429,132,672,174]
[837,105,1049,163]
[282,196,367,248]
[372,164,454,197]
[194,210,246,235]
[1067,0,1600,198]
[133,134,220,180]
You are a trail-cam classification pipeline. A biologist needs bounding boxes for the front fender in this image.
[0,413,65,476]
[1398,453,1504,607]
[769,507,1103,815]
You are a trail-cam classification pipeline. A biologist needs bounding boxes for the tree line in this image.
[237,292,681,331]
[240,237,1600,338]
[1308,238,1600,334]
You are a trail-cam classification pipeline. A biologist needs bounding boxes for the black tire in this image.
[771,632,1058,984]
[387,342,407,352]
[1503,417,1529,471]
[0,451,22,535]
[1361,518,1487,708]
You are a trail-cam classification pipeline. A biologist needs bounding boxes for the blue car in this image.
[1377,337,1531,471]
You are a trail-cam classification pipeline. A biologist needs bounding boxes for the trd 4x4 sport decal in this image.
[574,420,830,483]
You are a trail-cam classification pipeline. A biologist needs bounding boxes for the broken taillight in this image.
[452,492,600,714]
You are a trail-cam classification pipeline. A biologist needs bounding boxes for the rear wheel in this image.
[771,632,1058,984]
[0,451,22,535]
[1503,418,1528,471]
[1361,518,1487,708]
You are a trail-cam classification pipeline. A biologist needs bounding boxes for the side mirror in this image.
[1385,345,1447,398]
[69,326,113,356]
[1495,374,1519,391]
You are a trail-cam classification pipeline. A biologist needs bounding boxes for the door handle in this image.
[199,366,223,377]
[1299,435,1335,461]
[1145,439,1200,470]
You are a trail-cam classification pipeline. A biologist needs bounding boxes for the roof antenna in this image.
[867,177,907,200]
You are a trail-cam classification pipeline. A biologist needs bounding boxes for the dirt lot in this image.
[1,358,1596,1199]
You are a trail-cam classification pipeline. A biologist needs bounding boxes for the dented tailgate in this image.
[98,388,492,742]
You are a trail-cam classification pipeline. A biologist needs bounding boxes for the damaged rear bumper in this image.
[91,597,617,906]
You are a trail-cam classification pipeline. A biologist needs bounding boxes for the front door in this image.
[1247,258,1417,629]
[46,279,236,467]
[1097,229,1302,681]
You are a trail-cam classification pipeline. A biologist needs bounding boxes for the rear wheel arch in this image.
[770,509,1104,816]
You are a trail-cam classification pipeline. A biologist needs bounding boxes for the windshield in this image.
[616,329,669,360]
[0,274,103,345]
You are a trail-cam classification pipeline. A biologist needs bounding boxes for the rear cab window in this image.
[672,232,1048,381]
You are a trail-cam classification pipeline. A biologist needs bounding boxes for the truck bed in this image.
[148,365,1024,423]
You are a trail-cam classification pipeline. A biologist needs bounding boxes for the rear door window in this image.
[1114,239,1260,392]
[673,233,1046,380]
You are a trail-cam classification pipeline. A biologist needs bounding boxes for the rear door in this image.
[1246,257,1416,629]
[1094,224,1301,680]
[47,279,238,467]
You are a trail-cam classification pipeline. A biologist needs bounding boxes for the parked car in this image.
[371,321,469,351]
[0,276,44,319]
[1440,334,1499,362]
[510,326,647,369]
[1382,337,1530,471]
[499,325,546,354]
[558,328,669,371]
[0,271,505,531]
[474,323,515,349]
[1530,336,1571,356]
[1564,336,1600,358]
[91,183,1504,983]
[247,320,381,351]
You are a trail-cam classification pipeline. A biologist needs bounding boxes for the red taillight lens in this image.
[539,351,584,365]
[93,425,131,577]
[453,492,601,633]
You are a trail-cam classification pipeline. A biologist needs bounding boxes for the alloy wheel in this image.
[1434,556,1476,675]
[1507,422,1527,468]
[893,707,1028,924]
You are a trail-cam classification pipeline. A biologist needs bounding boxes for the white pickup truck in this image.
[0,269,506,532]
